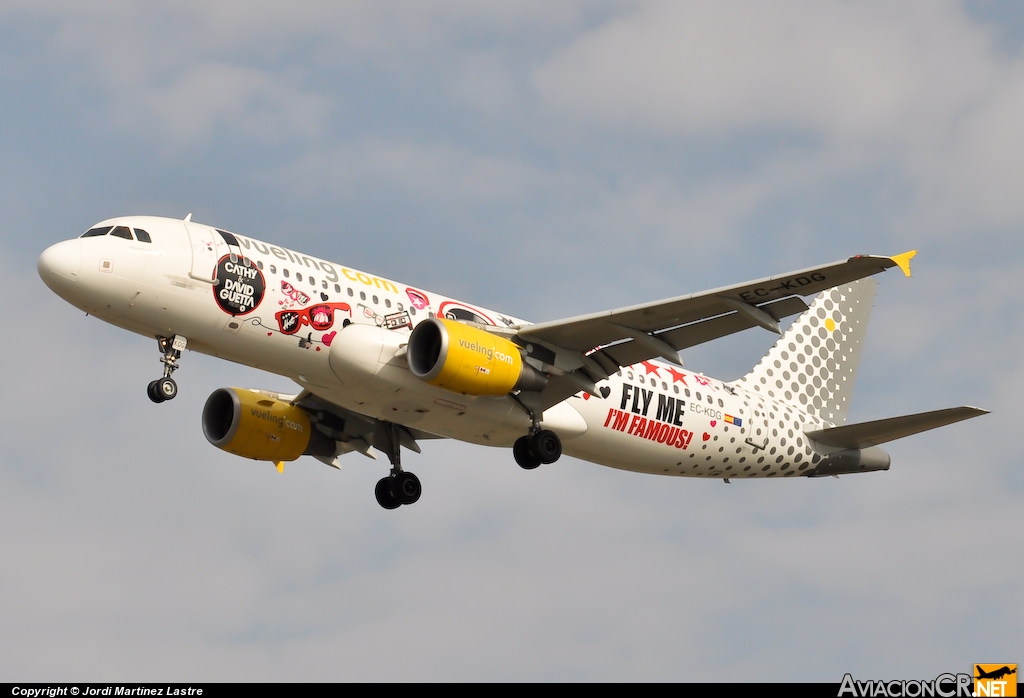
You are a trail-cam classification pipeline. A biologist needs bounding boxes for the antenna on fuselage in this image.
[184,213,192,222]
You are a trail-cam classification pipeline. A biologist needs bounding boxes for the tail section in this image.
[736,278,876,425]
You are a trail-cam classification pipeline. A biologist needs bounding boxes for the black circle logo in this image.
[213,255,265,316]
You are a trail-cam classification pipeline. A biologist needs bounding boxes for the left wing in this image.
[292,390,443,468]
[513,252,915,411]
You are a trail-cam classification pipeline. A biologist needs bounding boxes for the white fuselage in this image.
[39,215,841,479]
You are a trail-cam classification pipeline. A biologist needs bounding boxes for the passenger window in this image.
[397,302,403,311]
[347,288,354,297]
[283,269,289,278]
[256,261,263,270]
[673,385,679,394]
[718,399,724,407]
[81,226,111,238]
[334,284,341,293]
[359,291,366,301]
[309,276,315,285]
[410,307,416,315]
[296,272,303,282]
[110,226,133,240]
[385,299,392,308]
[372,295,378,304]
[133,228,152,243]
[270,265,277,274]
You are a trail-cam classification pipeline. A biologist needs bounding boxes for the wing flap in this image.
[582,296,808,375]
[805,406,988,449]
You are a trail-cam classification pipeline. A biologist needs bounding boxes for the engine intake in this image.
[407,317,546,395]
[202,388,334,462]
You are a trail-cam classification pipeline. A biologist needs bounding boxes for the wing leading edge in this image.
[514,252,915,411]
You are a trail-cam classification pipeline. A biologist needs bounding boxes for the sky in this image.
[0,0,1020,682]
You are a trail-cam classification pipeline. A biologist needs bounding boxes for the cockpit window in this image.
[81,226,112,238]
[134,228,152,243]
[109,226,133,240]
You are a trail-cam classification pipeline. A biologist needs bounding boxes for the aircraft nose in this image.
[38,240,82,293]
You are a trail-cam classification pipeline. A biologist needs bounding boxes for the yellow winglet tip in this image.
[890,250,917,277]
[275,461,285,473]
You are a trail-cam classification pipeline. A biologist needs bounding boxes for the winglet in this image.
[275,461,285,473]
[890,250,917,277]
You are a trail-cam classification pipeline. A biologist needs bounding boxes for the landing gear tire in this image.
[375,477,401,510]
[514,436,542,470]
[147,380,165,404]
[532,429,562,464]
[393,471,422,505]
[156,377,177,401]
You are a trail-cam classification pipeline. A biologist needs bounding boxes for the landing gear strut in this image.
[148,335,186,404]
[509,394,563,470]
[375,423,422,510]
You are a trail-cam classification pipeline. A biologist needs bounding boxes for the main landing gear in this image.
[513,429,562,470]
[148,335,187,404]
[375,423,422,510]
[509,394,563,470]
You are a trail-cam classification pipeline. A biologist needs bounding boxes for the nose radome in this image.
[38,240,82,292]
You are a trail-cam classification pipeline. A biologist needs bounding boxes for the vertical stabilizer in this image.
[736,279,876,425]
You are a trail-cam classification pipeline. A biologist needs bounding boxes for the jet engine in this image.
[407,317,547,396]
[202,387,334,462]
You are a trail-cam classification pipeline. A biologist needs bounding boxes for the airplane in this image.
[975,666,1016,681]
[37,215,987,509]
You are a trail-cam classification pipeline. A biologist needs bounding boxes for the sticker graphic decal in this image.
[214,255,265,316]
[384,311,412,331]
[405,288,429,310]
[280,280,310,306]
[275,302,351,335]
[438,301,494,325]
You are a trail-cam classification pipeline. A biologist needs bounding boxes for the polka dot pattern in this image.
[736,279,876,427]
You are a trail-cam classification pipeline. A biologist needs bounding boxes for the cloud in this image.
[532,1,1024,235]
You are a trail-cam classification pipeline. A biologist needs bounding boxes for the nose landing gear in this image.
[148,335,187,403]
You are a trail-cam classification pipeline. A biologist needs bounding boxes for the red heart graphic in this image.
[702,432,711,441]
[322,331,337,347]
[710,420,717,427]
[582,393,590,400]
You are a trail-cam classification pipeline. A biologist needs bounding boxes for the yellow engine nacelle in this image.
[407,317,547,395]
[202,388,331,462]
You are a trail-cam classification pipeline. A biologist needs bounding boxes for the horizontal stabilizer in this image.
[805,406,988,449]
